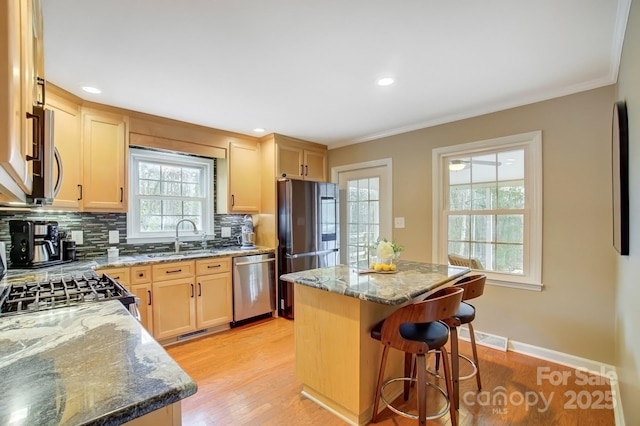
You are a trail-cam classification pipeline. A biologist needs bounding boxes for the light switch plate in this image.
[221,227,231,238]
[394,217,405,229]
[71,230,83,245]
[109,230,119,244]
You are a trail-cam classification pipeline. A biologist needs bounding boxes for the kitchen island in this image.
[280,260,469,425]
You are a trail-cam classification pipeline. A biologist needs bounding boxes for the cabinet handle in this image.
[231,194,235,206]
[207,264,221,269]
[78,184,83,201]
[198,282,202,297]
[147,290,152,306]
[113,276,120,280]
[305,165,308,176]
[120,187,123,203]
[25,111,40,162]
[190,283,194,298]
[138,273,144,277]
[36,76,45,106]
[165,269,182,274]
[300,164,304,175]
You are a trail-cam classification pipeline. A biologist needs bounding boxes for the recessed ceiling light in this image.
[253,128,265,133]
[82,86,101,94]
[377,77,394,87]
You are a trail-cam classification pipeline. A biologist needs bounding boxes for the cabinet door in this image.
[47,93,81,209]
[228,142,260,212]
[196,271,232,328]
[152,277,196,340]
[0,0,32,198]
[81,110,127,212]
[276,144,304,179]
[132,283,153,335]
[303,149,327,182]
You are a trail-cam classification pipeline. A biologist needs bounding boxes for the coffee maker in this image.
[239,215,256,249]
[9,220,62,267]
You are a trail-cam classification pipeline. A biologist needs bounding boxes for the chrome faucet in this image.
[175,219,198,253]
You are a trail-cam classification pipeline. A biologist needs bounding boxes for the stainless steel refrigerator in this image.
[277,179,339,319]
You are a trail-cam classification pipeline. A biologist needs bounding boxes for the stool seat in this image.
[371,321,449,349]
[455,302,475,324]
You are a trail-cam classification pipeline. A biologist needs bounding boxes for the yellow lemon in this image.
[370,263,377,270]
[382,264,391,271]
[389,264,397,271]
[374,263,383,272]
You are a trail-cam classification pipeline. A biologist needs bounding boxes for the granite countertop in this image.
[0,300,196,426]
[1,246,275,287]
[280,260,469,305]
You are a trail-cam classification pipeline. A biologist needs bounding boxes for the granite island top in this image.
[0,300,196,426]
[280,260,469,305]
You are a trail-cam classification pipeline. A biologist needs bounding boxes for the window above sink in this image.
[127,148,214,244]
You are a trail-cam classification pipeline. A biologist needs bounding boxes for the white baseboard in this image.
[463,328,624,425]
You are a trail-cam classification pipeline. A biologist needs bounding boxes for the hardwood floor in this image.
[166,317,614,426]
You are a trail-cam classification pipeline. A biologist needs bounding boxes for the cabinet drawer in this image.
[196,257,231,275]
[152,261,195,282]
[96,267,131,289]
[131,265,151,285]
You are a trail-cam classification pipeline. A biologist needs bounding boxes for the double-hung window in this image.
[432,131,542,290]
[128,148,214,242]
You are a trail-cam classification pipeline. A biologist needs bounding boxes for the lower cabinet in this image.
[152,276,197,340]
[195,258,232,328]
[97,257,232,342]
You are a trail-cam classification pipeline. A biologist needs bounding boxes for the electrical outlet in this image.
[221,227,231,238]
[71,230,83,245]
[394,217,405,228]
[109,230,119,244]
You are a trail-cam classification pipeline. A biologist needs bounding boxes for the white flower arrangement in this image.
[373,237,403,260]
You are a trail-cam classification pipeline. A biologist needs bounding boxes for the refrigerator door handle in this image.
[315,248,339,255]
[285,252,316,259]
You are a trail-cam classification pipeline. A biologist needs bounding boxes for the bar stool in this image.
[370,286,464,425]
[444,274,486,409]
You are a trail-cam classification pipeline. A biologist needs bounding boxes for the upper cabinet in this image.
[227,142,261,213]
[0,0,42,201]
[45,88,128,212]
[274,135,327,182]
[46,88,81,210]
[81,108,128,212]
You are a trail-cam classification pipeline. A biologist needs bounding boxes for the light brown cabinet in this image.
[131,265,153,334]
[0,0,42,201]
[81,109,128,212]
[96,267,131,290]
[195,257,232,328]
[275,136,327,182]
[227,142,261,213]
[152,261,196,340]
[46,90,82,210]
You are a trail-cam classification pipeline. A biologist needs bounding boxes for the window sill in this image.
[486,278,543,292]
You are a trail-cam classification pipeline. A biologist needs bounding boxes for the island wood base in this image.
[295,284,407,425]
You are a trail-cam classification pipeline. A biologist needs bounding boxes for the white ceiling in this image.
[42,0,631,149]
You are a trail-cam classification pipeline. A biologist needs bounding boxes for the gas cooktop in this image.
[0,273,136,316]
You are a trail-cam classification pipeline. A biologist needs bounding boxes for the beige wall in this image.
[328,85,617,364]
[615,0,640,423]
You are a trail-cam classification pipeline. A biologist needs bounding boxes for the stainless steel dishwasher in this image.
[232,253,276,324]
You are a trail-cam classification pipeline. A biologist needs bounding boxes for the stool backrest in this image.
[454,274,486,301]
[380,287,463,353]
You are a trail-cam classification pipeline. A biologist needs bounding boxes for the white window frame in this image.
[432,131,543,291]
[127,148,214,244]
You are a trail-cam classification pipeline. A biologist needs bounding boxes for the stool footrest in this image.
[380,377,449,421]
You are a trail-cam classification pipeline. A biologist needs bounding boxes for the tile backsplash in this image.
[0,211,246,260]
